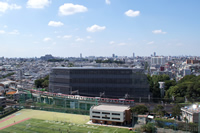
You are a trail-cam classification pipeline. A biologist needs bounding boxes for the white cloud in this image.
[33,41,39,44]
[9,4,21,10]
[86,36,91,39]
[125,9,140,17]
[105,0,111,5]
[118,43,126,46]
[0,30,5,34]
[109,41,115,44]
[27,0,51,9]
[90,40,95,43]
[76,37,84,42]
[43,37,52,42]
[176,43,183,46]
[3,25,7,28]
[54,31,61,34]
[9,30,19,35]
[0,2,8,12]
[87,24,106,32]
[147,41,154,44]
[59,3,87,16]
[63,35,72,39]
[152,29,167,34]
[0,2,21,12]
[48,21,64,27]
[52,42,56,45]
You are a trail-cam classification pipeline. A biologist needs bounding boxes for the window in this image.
[92,116,100,118]
[102,117,110,119]
[112,118,120,120]
[102,112,110,115]
[92,111,100,114]
[112,113,120,115]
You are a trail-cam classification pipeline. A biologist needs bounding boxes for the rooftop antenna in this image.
[124,93,129,99]
[100,92,105,98]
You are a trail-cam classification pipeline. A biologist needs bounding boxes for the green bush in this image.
[141,123,156,133]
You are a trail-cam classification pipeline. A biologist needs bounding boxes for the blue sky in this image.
[0,0,199,58]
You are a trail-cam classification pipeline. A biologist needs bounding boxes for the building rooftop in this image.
[52,67,143,70]
[92,104,130,112]
[181,104,200,114]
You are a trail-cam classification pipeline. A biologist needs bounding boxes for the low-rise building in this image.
[90,104,131,125]
[137,115,148,125]
[181,104,200,123]
[0,96,6,108]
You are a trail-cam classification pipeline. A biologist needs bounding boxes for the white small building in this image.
[181,105,200,123]
[137,115,148,124]
[90,104,131,125]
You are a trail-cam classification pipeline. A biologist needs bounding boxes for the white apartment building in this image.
[151,56,166,66]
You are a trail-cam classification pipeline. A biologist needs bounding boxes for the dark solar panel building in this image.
[49,67,150,98]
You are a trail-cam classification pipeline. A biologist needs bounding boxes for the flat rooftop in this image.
[52,67,143,70]
[92,104,130,112]
[181,106,200,114]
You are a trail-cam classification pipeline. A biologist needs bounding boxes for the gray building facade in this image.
[49,67,150,98]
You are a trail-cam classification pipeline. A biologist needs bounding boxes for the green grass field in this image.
[0,109,134,133]
[1,118,132,133]
[0,109,89,128]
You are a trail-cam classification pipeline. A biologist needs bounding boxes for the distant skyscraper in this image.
[80,53,82,58]
[154,52,156,57]
[133,53,135,59]
[112,54,115,58]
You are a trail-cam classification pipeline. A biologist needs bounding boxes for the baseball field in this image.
[0,109,133,133]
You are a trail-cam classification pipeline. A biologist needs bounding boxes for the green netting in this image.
[19,91,98,115]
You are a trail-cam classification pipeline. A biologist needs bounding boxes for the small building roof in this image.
[0,96,6,99]
[91,104,130,112]
[138,115,148,118]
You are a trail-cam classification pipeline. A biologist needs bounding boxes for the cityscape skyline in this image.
[0,0,199,57]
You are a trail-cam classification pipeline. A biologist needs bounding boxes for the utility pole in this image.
[198,112,200,133]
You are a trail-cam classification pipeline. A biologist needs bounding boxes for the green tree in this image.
[141,123,156,133]
[147,74,171,101]
[42,80,49,88]
[0,107,4,112]
[164,80,176,91]
[34,79,43,88]
[153,105,166,117]
[131,105,149,114]
[34,75,49,88]
[172,104,183,119]
[68,63,74,67]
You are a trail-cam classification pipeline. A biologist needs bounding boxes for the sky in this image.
[0,0,199,58]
